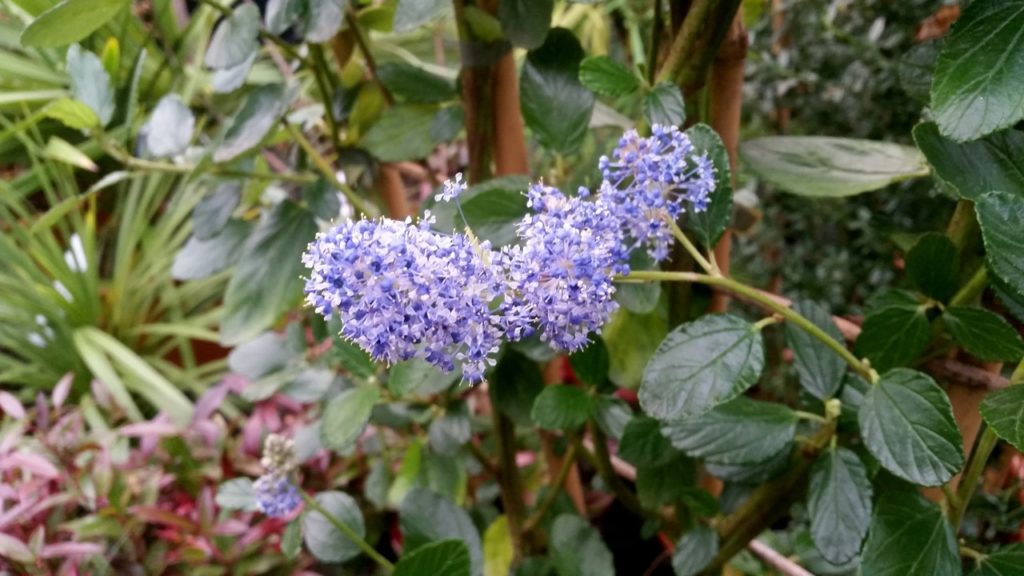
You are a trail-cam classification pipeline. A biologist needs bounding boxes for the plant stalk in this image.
[301,491,395,571]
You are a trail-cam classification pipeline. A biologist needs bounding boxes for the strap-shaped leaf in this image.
[639,314,764,420]
[858,369,963,486]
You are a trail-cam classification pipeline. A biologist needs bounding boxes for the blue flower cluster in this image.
[599,125,715,261]
[302,125,715,383]
[255,474,301,518]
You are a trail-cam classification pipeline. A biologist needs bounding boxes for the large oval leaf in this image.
[204,3,260,70]
[549,514,614,576]
[639,314,764,420]
[740,136,929,197]
[858,369,964,486]
[394,539,471,576]
[660,397,796,465]
[977,190,1024,297]
[860,492,959,576]
[21,0,128,48]
[943,306,1024,362]
[302,491,366,563]
[400,488,483,575]
[321,386,380,453]
[980,385,1024,452]
[785,299,846,400]
[930,0,1024,142]
[854,304,931,373]
[214,84,291,163]
[808,447,872,564]
[912,122,1024,201]
[520,28,594,153]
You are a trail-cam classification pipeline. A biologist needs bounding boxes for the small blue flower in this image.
[435,173,467,203]
[254,474,300,518]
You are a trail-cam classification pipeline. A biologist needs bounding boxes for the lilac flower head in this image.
[435,173,467,203]
[502,183,629,351]
[302,213,506,383]
[254,474,300,518]
[598,124,716,261]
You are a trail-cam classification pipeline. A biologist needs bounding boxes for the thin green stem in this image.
[285,123,374,216]
[793,410,827,424]
[301,491,394,571]
[494,410,528,557]
[950,358,1024,529]
[589,423,650,520]
[346,7,393,105]
[949,266,988,308]
[623,270,878,383]
[523,440,579,532]
[960,545,988,563]
[668,218,716,274]
[309,44,342,152]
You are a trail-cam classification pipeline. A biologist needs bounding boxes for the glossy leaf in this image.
[906,233,958,302]
[639,314,764,420]
[855,304,931,373]
[428,402,472,455]
[858,369,963,486]
[977,190,1024,296]
[672,525,718,576]
[21,0,128,48]
[220,200,317,345]
[531,385,593,430]
[377,61,456,103]
[140,95,194,158]
[265,0,303,34]
[303,0,344,43]
[578,55,640,97]
[704,438,790,484]
[930,0,1024,142]
[172,219,252,280]
[807,447,872,564]
[912,122,1024,201]
[785,299,846,400]
[898,40,942,103]
[980,385,1024,451]
[212,53,256,93]
[971,543,1024,576]
[205,3,260,70]
[520,28,594,152]
[400,489,483,575]
[661,397,797,465]
[683,123,733,248]
[490,349,544,426]
[636,457,696,509]
[362,105,437,162]
[193,182,241,241]
[395,539,472,576]
[302,491,366,563]
[740,136,929,197]
[67,45,114,126]
[429,175,530,248]
[321,387,379,453]
[549,514,615,576]
[593,396,631,440]
[860,492,959,576]
[944,306,1024,362]
[214,84,291,162]
[643,82,685,127]
[568,337,609,389]
[618,416,678,468]
[498,0,552,49]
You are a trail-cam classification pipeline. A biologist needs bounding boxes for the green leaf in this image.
[428,402,472,455]
[593,396,632,440]
[807,447,872,565]
[429,175,530,248]
[531,385,593,430]
[302,179,342,221]
[683,123,733,248]
[377,61,456,103]
[193,182,241,241]
[704,446,790,484]
[43,136,96,172]
[389,358,457,396]
[215,478,258,511]
[912,122,1024,201]
[281,520,302,559]
[549,514,614,576]
[639,314,765,420]
[301,491,366,563]
[898,40,942,103]
[930,0,1024,142]
[393,0,449,33]
[497,0,552,50]
[977,190,1024,296]
[672,525,718,576]
[205,3,260,69]
[855,304,931,373]
[661,397,797,465]
[906,233,959,302]
[321,386,380,453]
[971,543,1024,576]
[520,28,594,153]
[860,492,959,576]
[463,6,503,42]
[302,0,345,43]
[43,98,98,130]
[400,488,482,575]
[980,386,1024,451]
[67,44,114,126]
[944,307,1024,362]
[858,369,964,486]
[643,82,685,127]
[490,349,544,426]
[362,105,437,162]
[615,250,660,314]
[21,0,128,48]
[483,516,514,576]
[212,53,257,94]
[172,219,252,281]
[221,200,317,345]
[430,105,464,142]
[214,84,291,162]
[606,307,667,390]
[568,337,609,389]
[636,457,696,509]
[785,299,846,400]
[265,0,303,34]
[740,136,929,197]
[618,416,678,468]
[140,94,194,158]
[578,56,640,97]
[395,539,471,576]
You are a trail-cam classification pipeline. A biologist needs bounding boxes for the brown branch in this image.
[748,540,815,576]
